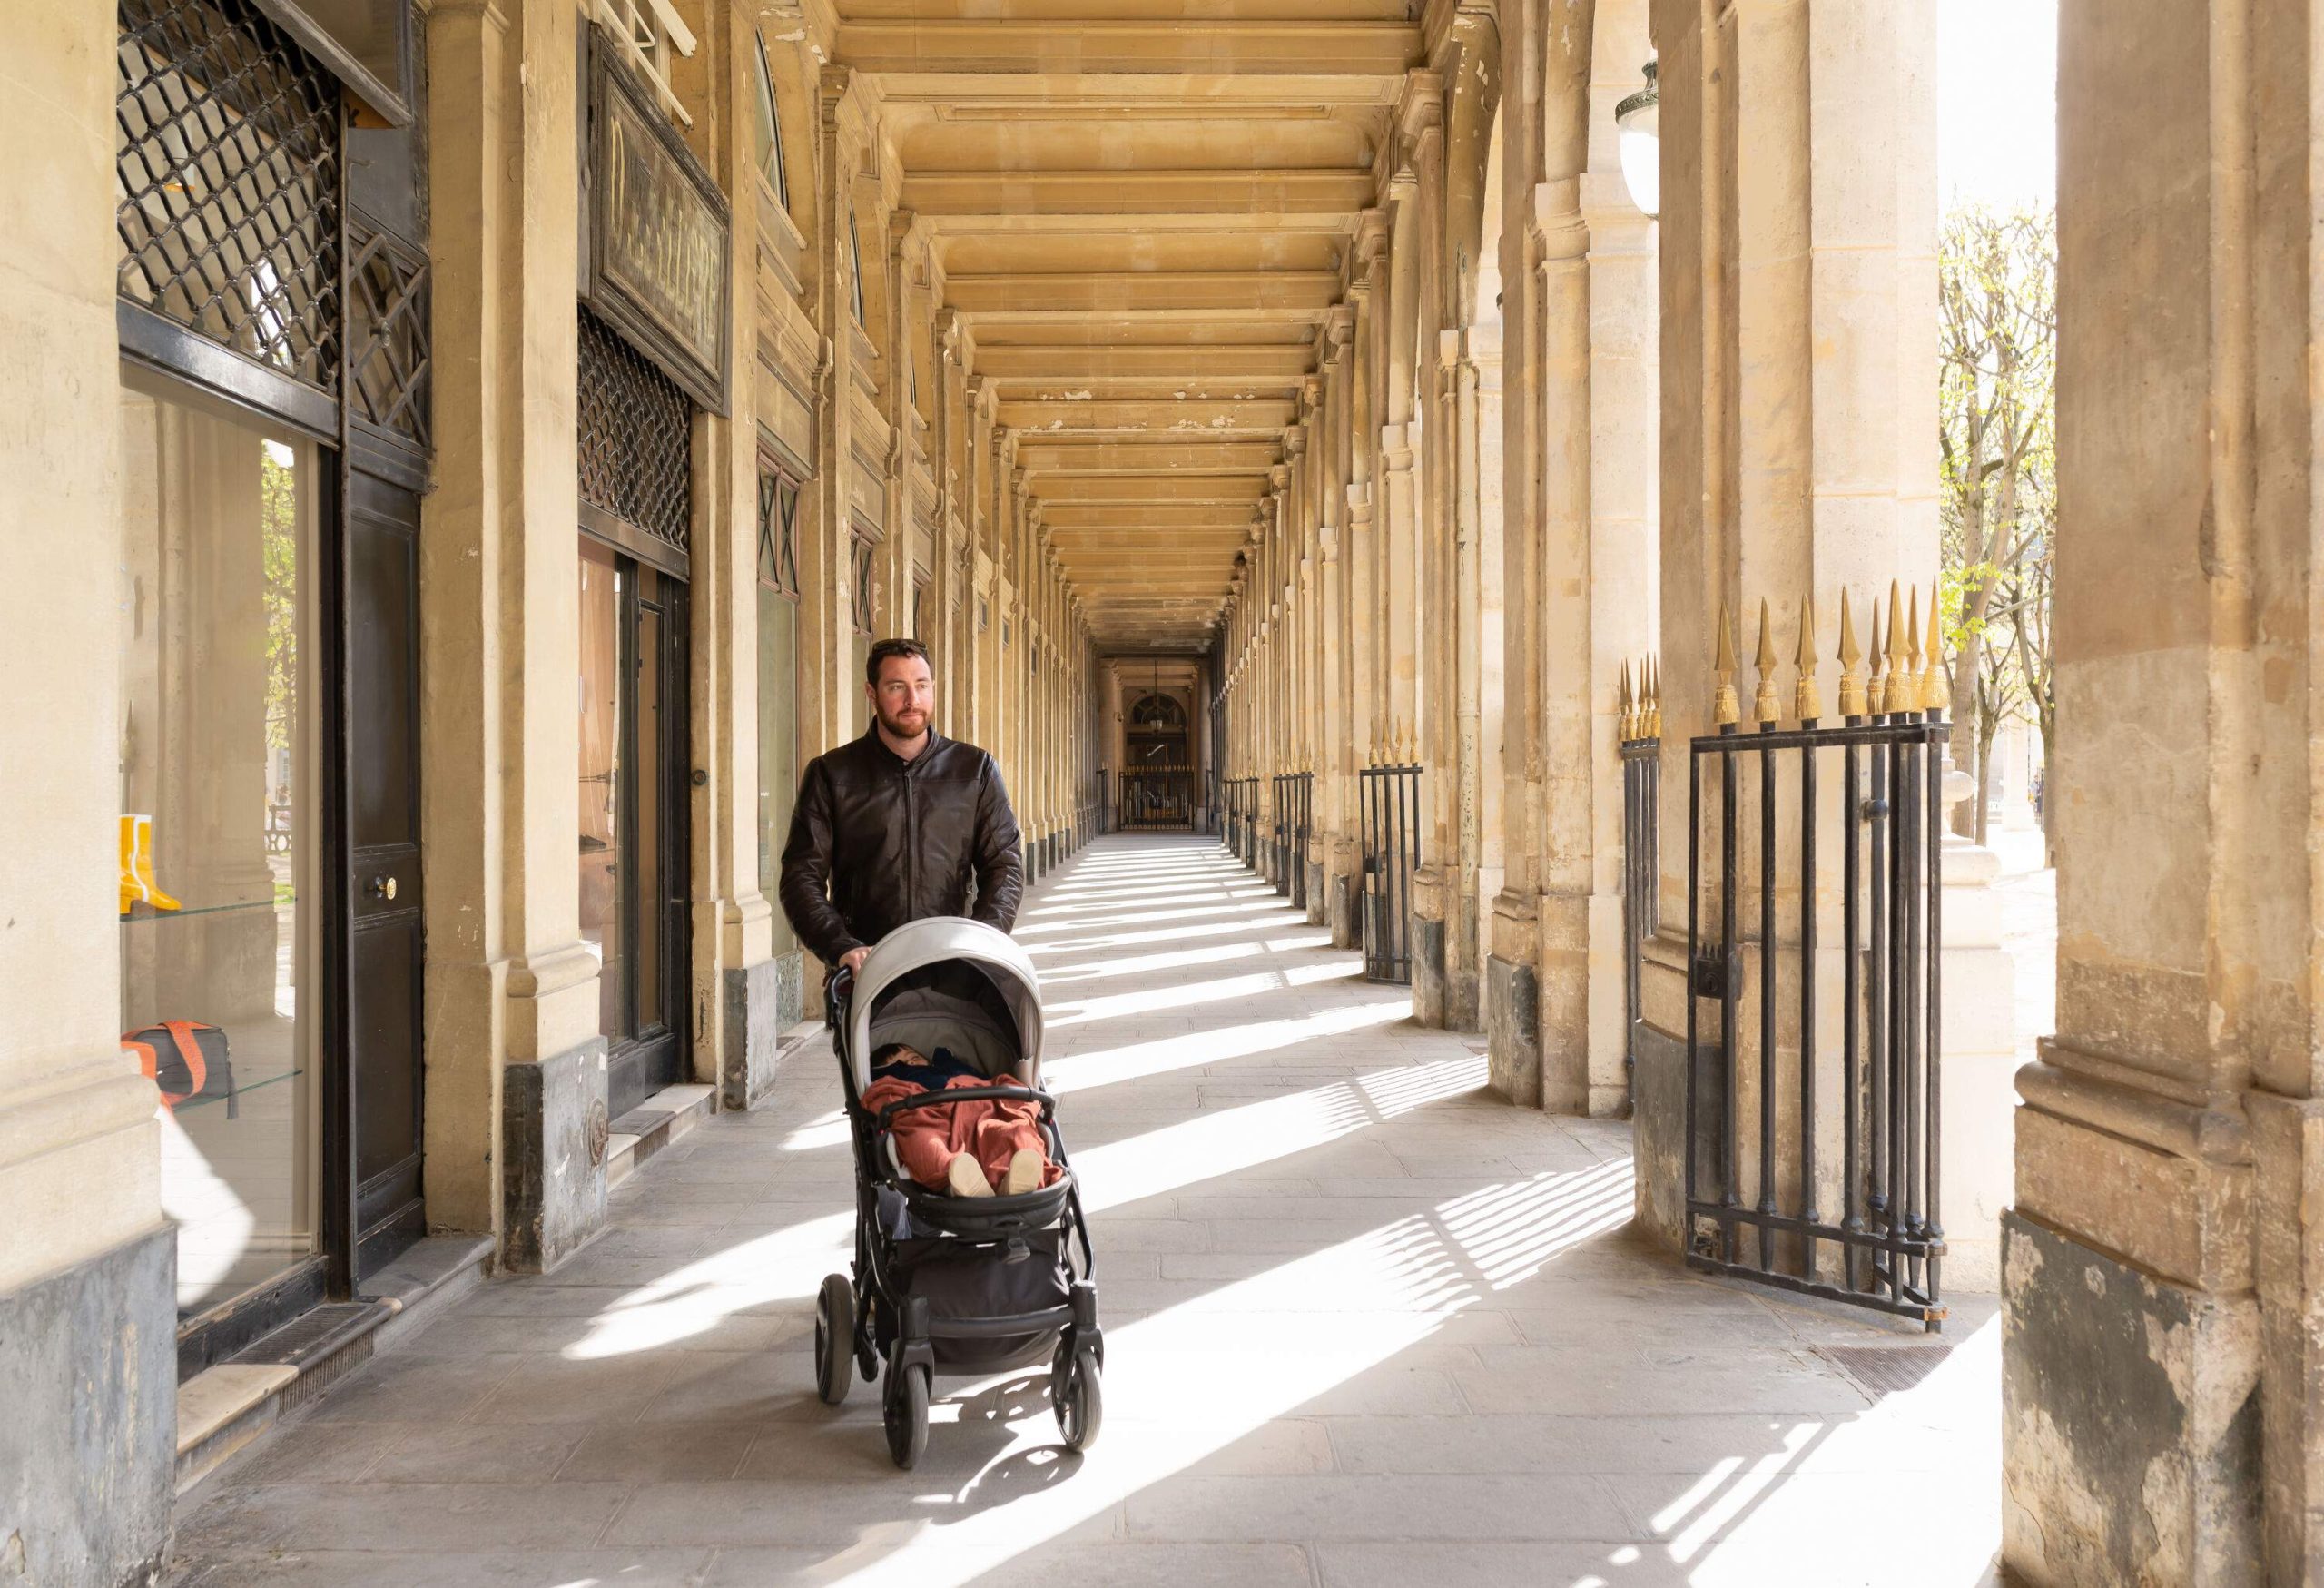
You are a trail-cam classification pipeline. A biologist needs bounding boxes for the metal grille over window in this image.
[848,534,878,636]
[116,0,343,391]
[756,469,800,596]
[348,217,430,451]
[578,305,692,555]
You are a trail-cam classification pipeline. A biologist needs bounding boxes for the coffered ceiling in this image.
[835,0,1424,650]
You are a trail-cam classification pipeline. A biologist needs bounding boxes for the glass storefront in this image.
[578,537,627,1038]
[117,372,320,1318]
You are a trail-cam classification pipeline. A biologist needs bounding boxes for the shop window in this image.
[757,469,801,953]
[751,33,790,211]
[117,372,320,1319]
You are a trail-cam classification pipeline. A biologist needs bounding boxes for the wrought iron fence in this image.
[1273,773,1313,910]
[1359,763,1422,983]
[1222,777,1261,866]
[1684,593,1948,1330]
[1118,765,1196,831]
[1620,663,1663,1113]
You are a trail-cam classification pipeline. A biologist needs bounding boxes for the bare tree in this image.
[1938,204,2056,841]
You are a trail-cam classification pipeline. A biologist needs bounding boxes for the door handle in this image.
[366,875,399,902]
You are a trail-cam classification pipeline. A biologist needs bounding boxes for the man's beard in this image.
[877,703,930,740]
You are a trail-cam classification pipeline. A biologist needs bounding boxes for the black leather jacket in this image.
[777,727,1024,965]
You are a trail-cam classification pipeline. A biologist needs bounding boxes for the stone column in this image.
[0,5,175,1577]
[687,0,781,1110]
[2000,0,2324,1578]
[425,0,606,1269]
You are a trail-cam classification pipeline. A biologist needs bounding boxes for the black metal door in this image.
[343,471,426,1279]
[603,559,690,1120]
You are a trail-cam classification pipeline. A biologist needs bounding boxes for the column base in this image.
[1484,953,1541,1108]
[1411,912,1448,1027]
[721,951,803,1110]
[1629,1021,1699,1255]
[501,1037,611,1272]
[0,1221,174,1588]
[2001,1208,2260,1585]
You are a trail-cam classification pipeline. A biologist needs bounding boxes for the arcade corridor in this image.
[167,837,1998,1588]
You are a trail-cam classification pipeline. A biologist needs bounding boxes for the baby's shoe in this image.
[946,1153,994,1198]
[1001,1148,1044,1197]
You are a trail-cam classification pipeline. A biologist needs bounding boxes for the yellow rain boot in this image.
[127,814,181,912]
[119,814,141,914]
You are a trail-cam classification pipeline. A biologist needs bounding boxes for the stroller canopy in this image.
[848,917,1045,1092]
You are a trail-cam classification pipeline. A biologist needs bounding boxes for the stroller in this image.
[814,916,1104,1469]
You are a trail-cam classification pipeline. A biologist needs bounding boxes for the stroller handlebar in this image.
[872,1084,1056,1130]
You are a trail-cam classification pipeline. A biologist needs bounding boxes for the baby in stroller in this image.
[862,1041,1059,1199]
[813,917,1103,1469]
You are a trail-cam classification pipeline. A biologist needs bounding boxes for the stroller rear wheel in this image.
[1052,1343,1103,1453]
[813,1275,853,1406]
[882,1358,931,1470]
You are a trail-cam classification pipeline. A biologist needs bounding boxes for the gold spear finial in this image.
[1751,598,1782,725]
[1647,656,1662,737]
[1923,583,1951,715]
[1794,593,1823,722]
[1902,583,1925,714]
[1866,594,1886,715]
[1619,659,1637,740]
[1713,605,1741,727]
[1837,591,1868,718]
[1886,580,1914,713]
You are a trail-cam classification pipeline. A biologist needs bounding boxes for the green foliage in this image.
[1938,202,2057,743]
[261,447,298,755]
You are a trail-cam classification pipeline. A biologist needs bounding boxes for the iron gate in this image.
[1359,763,1421,983]
[1118,766,1195,831]
[1224,777,1260,866]
[1273,772,1312,909]
[1685,605,1947,1329]
[1620,676,1661,1113]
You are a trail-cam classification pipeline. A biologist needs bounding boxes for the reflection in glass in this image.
[636,600,663,1031]
[579,538,626,1041]
[117,376,318,1317]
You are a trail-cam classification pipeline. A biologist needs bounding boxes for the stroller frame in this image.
[813,920,1104,1468]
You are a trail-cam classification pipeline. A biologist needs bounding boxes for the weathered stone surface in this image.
[0,1223,174,1588]
[500,1040,610,1274]
[1483,954,1541,1109]
[2000,1210,2260,1585]
[719,952,799,1112]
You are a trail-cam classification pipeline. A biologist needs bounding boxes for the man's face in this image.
[869,654,935,741]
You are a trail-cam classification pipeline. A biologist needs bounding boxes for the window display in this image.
[117,373,318,1317]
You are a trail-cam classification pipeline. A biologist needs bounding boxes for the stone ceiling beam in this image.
[901,169,1374,219]
[998,398,1298,433]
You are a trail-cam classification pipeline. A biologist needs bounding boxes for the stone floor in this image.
[168,833,2003,1587]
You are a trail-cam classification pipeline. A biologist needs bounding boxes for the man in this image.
[779,637,1023,978]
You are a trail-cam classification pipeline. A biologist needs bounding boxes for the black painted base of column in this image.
[1483,953,1541,1108]
[722,951,802,1110]
[0,1221,174,1588]
[2001,1209,2260,1585]
[1410,915,1447,1026]
[501,1038,610,1272]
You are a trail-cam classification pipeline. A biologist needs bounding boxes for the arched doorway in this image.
[1120,691,1194,829]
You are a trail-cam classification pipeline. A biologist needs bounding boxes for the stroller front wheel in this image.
[814,1274,853,1406]
[882,1358,931,1470]
[1053,1344,1103,1453]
